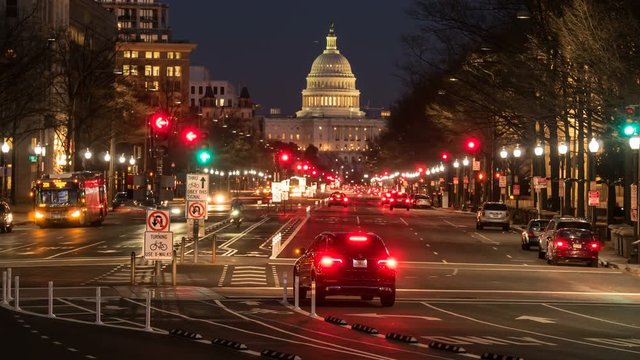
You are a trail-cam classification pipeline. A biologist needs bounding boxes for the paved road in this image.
[2,196,640,359]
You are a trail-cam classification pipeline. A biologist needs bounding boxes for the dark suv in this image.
[538,217,592,259]
[294,232,397,306]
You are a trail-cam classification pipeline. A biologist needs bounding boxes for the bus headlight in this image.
[70,210,81,218]
[35,211,44,219]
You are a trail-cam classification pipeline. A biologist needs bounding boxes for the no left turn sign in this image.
[187,201,207,219]
[147,210,170,231]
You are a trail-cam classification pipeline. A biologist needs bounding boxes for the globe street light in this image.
[103,151,111,162]
[499,147,508,159]
[1,141,8,198]
[558,142,568,215]
[119,153,126,164]
[34,143,42,156]
[129,155,136,166]
[513,144,522,158]
[534,143,544,157]
[84,148,92,160]
[588,138,600,154]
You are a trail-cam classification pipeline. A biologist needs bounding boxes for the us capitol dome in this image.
[296,23,365,118]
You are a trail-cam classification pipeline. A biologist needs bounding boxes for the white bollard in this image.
[14,276,20,311]
[95,287,102,325]
[2,271,7,305]
[145,290,152,331]
[294,276,300,309]
[281,272,288,305]
[7,268,12,301]
[310,280,316,318]
[48,281,55,317]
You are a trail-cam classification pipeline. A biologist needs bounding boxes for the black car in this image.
[390,192,411,211]
[0,201,13,233]
[294,231,397,306]
[111,192,129,209]
[327,192,349,207]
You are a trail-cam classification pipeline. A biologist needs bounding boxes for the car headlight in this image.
[70,210,81,218]
[6,213,12,222]
[170,207,181,215]
[231,209,240,216]
[35,211,44,219]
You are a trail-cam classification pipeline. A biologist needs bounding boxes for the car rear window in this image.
[483,203,507,211]
[530,220,550,229]
[414,195,429,199]
[557,222,591,230]
[556,229,594,239]
[328,234,388,257]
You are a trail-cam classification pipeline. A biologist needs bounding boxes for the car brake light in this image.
[343,197,349,202]
[589,242,600,250]
[378,258,397,269]
[319,256,343,267]
[405,199,410,203]
[349,235,368,242]
[555,240,567,249]
[390,198,395,202]
[528,231,535,237]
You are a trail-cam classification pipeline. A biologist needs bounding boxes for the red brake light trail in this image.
[378,258,397,269]
[348,235,368,242]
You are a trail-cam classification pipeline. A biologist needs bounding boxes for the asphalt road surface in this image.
[1,197,639,359]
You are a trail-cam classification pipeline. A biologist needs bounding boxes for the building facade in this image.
[97,0,170,43]
[189,65,254,120]
[263,23,386,164]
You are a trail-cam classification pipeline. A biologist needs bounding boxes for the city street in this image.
[1,197,639,359]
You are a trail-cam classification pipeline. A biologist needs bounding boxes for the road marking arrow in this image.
[516,316,556,324]
[345,313,441,321]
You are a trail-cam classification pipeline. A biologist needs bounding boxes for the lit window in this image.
[166,67,174,77]
[281,133,285,140]
[131,51,138,58]
[144,65,152,76]
[145,51,152,59]
[268,133,272,140]
[296,134,300,140]
[123,65,130,75]
[174,66,181,77]
[167,52,174,59]
[175,52,181,59]
[153,51,160,59]
[130,65,138,75]
[123,51,131,58]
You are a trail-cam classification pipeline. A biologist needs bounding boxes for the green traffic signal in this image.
[623,123,638,136]
[196,148,213,165]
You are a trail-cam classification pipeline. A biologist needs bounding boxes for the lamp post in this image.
[82,148,92,170]
[453,159,460,208]
[462,156,470,210]
[1,141,9,199]
[534,143,544,217]
[558,142,568,216]
[512,144,522,210]
[499,147,508,202]
[588,138,600,227]
[629,135,640,241]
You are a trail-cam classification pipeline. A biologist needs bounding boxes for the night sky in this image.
[164,0,417,116]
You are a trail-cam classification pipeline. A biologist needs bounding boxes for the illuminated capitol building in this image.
[263,23,387,165]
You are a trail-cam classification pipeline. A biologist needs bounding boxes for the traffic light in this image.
[182,127,200,145]
[441,152,450,161]
[151,112,170,132]
[619,105,639,137]
[195,146,213,166]
[279,152,290,163]
[465,138,479,152]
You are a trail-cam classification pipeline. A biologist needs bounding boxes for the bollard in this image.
[172,250,177,286]
[294,275,300,309]
[181,237,186,263]
[145,290,152,331]
[7,268,12,301]
[211,235,216,263]
[310,280,317,318]
[155,261,161,286]
[95,287,102,325]
[2,271,7,305]
[130,252,136,286]
[281,272,288,305]
[48,281,55,317]
[14,276,20,311]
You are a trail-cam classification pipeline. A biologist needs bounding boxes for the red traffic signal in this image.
[441,152,450,161]
[151,112,170,131]
[279,153,291,162]
[182,128,200,144]
[465,138,479,152]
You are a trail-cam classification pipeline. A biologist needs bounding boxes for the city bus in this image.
[33,171,108,228]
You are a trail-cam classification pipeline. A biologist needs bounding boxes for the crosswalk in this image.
[81,260,166,285]
[228,265,267,286]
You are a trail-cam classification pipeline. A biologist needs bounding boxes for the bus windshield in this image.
[37,189,80,206]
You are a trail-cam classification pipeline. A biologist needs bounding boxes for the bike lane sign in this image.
[144,231,173,260]
[146,210,170,231]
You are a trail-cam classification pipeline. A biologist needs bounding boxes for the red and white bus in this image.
[33,171,108,228]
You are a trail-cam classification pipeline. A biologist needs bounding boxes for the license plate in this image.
[573,244,582,249]
[353,259,367,268]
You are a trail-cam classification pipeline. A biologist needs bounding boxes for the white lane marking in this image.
[474,232,500,245]
[492,247,498,251]
[218,265,228,287]
[506,255,512,259]
[46,241,106,259]
[433,252,439,256]
[443,219,466,228]
[420,238,424,241]
[414,232,418,235]
[421,302,640,355]
[0,243,34,253]
[542,304,640,329]
[356,216,360,225]
[441,260,448,264]
[400,218,409,226]
[213,300,395,360]
[220,218,270,256]
[426,244,431,247]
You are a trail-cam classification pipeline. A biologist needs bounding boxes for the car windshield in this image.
[327,234,388,257]
[483,203,507,211]
[557,222,591,230]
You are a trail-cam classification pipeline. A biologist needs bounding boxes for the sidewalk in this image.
[510,223,640,277]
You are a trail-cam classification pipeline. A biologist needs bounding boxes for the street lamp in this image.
[534,143,545,216]
[534,143,544,157]
[103,151,111,162]
[631,135,640,249]
[1,141,9,198]
[558,142,568,216]
[587,137,600,227]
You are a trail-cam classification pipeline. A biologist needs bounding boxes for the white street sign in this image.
[515,315,556,324]
[632,185,638,222]
[146,210,170,231]
[187,201,207,219]
[271,182,282,203]
[143,231,173,260]
[499,175,507,188]
[186,173,209,201]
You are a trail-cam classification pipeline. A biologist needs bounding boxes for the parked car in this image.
[0,201,13,233]
[546,228,600,267]
[537,217,592,259]
[411,194,432,209]
[293,231,397,306]
[476,202,510,230]
[521,218,551,250]
[111,192,129,209]
[328,192,349,207]
[390,192,411,211]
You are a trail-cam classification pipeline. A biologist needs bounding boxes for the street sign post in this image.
[187,219,205,237]
[187,201,207,220]
[588,191,600,207]
[146,210,170,232]
[186,173,209,201]
[143,231,173,260]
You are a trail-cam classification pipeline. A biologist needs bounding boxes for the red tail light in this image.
[343,197,349,202]
[527,231,535,237]
[555,240,568,249]
[589,242,600,251]
[378,258,397,269]
[405,199,411,203]
[319,256,343,267]
[349,235,368,242]
[390,198,395,202]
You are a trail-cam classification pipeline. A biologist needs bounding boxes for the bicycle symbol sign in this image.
[143,231,173,260]
[146,210,170,231]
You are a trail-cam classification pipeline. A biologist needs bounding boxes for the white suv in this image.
[476,202,510,230]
